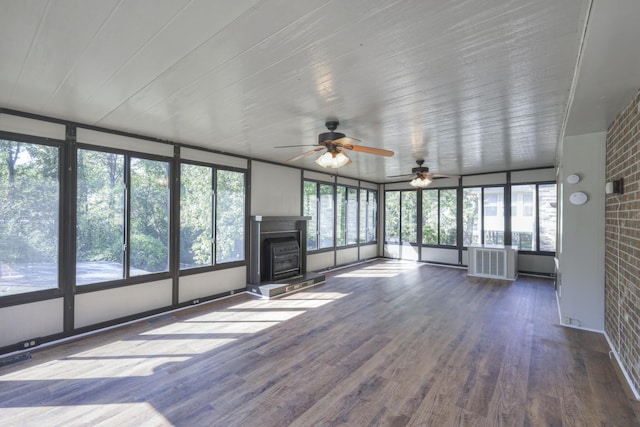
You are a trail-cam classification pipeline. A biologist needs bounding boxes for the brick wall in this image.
[605,89,640,394]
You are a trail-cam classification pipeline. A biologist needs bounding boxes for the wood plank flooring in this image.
[1,260,639,426]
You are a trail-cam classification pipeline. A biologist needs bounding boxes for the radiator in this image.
[468,245,518,280]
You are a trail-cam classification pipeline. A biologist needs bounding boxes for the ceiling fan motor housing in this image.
[319,131,345,144]
[412,165,429,174]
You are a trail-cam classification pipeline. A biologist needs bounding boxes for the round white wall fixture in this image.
[567,174,580,184]
[569,191,588,205]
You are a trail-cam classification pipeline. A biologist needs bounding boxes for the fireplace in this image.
[248,216,325,297]
[264,237,300,281]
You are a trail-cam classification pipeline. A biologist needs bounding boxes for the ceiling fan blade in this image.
[332,136,360,145]
[430,173,460,179]
[274,144,319,148]
[386,173,414,178]
[343,144,395,157]
[286,147,324,162]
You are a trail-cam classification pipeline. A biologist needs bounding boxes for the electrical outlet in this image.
[193,299,200,305]
[562,316,571,324]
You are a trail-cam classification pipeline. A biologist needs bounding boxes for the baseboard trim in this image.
[604,332,640,401]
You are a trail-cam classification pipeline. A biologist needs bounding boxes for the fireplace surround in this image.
[248,216,325,297]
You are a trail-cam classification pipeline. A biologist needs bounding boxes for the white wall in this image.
[557,132,606,330]
[75,279,173,329]
[179,267,246,303]
[0,298,64,348]
[251,161,301,216]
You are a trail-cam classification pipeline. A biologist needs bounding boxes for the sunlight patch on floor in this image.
[0,403,169,425]
[336,261,424,278]
[0,290,346,391]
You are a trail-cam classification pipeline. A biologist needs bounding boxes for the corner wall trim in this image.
[604,332,640,401]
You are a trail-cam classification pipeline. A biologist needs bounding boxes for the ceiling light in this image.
[410,175,433,188]
[315,150,351,168]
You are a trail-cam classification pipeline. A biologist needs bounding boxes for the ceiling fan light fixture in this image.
[315,150,351,168]
[410,175,433,188]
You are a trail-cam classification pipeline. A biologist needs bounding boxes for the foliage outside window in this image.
[0,139,59,296]
[422,188,457,246]
[303,181,318,250]
[336,186,358,247]
[359,189,377,244]
[180,164,212,268]
[422,190,438,245]
[346,187,358,245]
[76,149,125,284]
[318,184,335,249]
[385,190,417,244]
[463,187,482,246]
[401,191,417,243]
[306,181,376,251]
[303,181,335,250]
[129,158,170,276]
[180,164,245,269]
[336,186,346,247]
[511,183,556,252]
[439,189,457,246]
[77,149,170,284]
[215,169,245,263]
[385,191,400,243]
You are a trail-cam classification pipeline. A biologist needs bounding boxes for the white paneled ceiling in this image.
[0,0,612,182]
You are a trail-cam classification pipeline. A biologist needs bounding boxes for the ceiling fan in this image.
[274,121,394,168]
[388,160,460,188]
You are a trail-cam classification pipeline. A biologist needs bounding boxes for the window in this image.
[336,186,346,247]
[129,158,170,276]
[385,190,417,244]
[422,190,438,245]
[463,187,504,246]
[303,181,318,251]
[463,187,482,246]
[422,188,457,247]
[336,186,358,247]
[483,187,504,244]
[180,163,246,269]
[76,150,125,284]
[401,191,417,243]
[318,184,335,249]
[359,189,377,244]
[180,164,212,268]
[538,184,557,252]
[303,181,335,250]
[77,148,170,284]
[511,184,535,250]
[0,138,60,296]
[439,189,457,246]
[511,183,556,252]
[346,187,358,245]
[306,181,377,250]
[216,169,245,263]
[385,191,400,243]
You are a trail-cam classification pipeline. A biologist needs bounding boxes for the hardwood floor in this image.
[1,260,639,426]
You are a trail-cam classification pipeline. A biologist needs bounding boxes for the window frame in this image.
[0,131,65,306]
[384,189,419,246]
[510,181,557,254]
[359,188,378,245]
[336,184,359,248]
[74,144,174,292]
[462,185,506,247]
[178,159,247,277]
[304,180,378,253]
[421,187,458,248]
